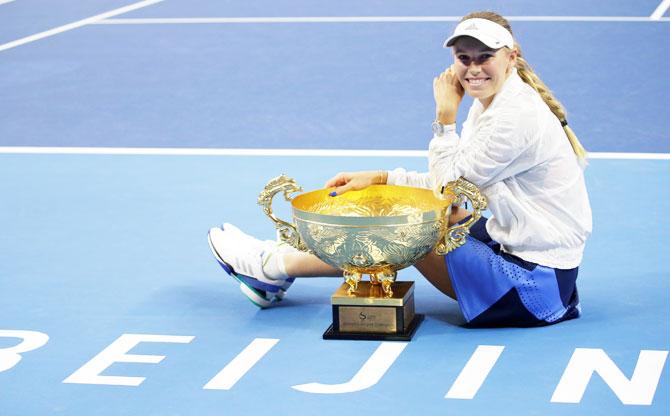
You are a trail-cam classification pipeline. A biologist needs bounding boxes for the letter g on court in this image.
[0,330,49,372]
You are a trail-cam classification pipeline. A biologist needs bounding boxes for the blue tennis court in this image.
[1,1,669,415]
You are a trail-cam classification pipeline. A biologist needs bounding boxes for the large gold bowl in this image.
[258,175,486,296]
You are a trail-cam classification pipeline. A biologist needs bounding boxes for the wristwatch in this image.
[431,121,455,137]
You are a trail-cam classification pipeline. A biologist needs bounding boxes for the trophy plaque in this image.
[324,281,423,341]
[258,174,486,341]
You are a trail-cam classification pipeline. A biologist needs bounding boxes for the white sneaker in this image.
[221,223,297,298]
[222,222,300,255]
[207,226,292,308]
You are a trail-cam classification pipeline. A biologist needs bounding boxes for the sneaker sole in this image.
[207,231,279,308]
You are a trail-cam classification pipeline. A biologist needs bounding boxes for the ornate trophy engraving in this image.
[259,174,486,341]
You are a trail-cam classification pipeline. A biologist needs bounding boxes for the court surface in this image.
[1,1,670,415]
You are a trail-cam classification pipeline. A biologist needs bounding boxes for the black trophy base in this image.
[322,314,424,341]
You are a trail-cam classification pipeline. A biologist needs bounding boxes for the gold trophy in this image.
[259,174,486,340]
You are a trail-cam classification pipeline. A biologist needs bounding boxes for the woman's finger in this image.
[331,182,354,197]
[324,173,347,188]
[324,176,337,187]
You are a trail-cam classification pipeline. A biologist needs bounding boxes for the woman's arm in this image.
[386,168,432,189]
[429,106,538,191]
[324,170,387,196]
[324,168,434,195]
[431,67,540,190]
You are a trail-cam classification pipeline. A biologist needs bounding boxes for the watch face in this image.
[432,122,443,135]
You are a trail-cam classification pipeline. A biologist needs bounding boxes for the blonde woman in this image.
[208,11,592,327]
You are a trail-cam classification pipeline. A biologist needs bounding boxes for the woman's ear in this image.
[510,48,518,61]
[507,48,518,71]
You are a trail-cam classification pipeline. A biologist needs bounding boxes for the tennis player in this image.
[208,11,592,327]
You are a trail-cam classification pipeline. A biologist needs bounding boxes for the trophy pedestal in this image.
[323,281,424,341]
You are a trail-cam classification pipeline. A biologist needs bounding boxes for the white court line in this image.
[96,16,670,25]
[587,152,670,160]
[651,0,670,20]
[0,146,669,160]
[0,0,164,52]
[0,146,425,157]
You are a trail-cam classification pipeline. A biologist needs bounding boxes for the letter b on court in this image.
[0,330,49,372]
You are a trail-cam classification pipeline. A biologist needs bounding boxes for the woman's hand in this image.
[433,65,464,124]
[324,170,387,196]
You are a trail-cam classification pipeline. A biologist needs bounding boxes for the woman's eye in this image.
[457,55,471,64]
[477,54,494,63]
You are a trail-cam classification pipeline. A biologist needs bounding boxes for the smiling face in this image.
[452,36,517,108]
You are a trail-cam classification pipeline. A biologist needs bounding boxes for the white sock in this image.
[261,251,289,280]
[273,239,301,254]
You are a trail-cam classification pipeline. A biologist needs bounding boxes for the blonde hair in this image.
[461,11,588,164]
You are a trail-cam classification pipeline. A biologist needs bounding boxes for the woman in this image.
[208,11,592,327]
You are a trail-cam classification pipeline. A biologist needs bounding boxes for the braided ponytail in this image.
[461,11,588,165]
[515,47,588,163]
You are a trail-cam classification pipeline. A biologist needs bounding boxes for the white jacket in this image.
[387,70,592,269]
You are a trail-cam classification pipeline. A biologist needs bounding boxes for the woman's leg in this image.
[283,252,342,277]
[449,206,471,225]
[412,206,472,299]
[284,251,456,301]
[284,250,456,300]
[413,252,456,299]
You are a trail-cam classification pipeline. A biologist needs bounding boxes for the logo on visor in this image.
[465,23,478,30]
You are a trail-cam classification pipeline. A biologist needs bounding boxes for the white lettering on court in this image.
[0,330,49,372]
[63,333,194,386]
[445,345,505,399]
[551,348,668,405]
[291,342,408,394]
[204,338,279,390]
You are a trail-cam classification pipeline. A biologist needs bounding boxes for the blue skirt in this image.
[445,217,581,328]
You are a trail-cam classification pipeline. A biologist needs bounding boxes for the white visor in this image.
[443,18,514,50]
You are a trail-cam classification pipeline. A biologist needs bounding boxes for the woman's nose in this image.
[468,64,482,74]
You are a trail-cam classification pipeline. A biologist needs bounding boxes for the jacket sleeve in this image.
[386,167,433,189]
[428,106,539,191]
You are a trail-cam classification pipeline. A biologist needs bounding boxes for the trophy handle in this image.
[257,174,309,252]
[434,177,488,255]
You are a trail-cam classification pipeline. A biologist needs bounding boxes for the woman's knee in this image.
[448,206,472,226]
